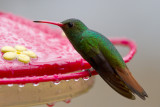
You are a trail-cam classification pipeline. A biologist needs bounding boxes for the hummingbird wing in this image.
[79,30,147,100]
[86,50,136,100]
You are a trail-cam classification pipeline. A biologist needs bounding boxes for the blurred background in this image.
[0,0,160,107]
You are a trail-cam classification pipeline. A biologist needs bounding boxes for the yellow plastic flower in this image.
[1,45,37,63]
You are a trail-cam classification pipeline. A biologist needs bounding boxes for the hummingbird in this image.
[34,19,148,100]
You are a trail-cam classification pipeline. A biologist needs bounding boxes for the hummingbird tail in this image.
[116,67,148,100]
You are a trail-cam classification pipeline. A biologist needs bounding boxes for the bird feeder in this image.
[0,12,136,107]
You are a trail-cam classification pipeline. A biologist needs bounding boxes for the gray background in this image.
[0,0,160,107]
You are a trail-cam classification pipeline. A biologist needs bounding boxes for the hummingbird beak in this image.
[33,21,63,27]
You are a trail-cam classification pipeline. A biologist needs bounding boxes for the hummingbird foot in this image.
[84,67,94,77]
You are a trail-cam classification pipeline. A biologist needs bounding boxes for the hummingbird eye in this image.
[68,22,74,28]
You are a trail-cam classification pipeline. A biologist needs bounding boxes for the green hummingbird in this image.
[34,19,148,100]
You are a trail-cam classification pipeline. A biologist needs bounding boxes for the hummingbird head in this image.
[34,18,88,38]
[60,18,88,35]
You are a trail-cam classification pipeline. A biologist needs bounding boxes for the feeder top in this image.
[0,12,89,78]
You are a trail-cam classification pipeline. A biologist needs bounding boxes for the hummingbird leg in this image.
[85,67,94,77]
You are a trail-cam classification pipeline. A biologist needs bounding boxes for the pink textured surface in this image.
[0,12,87,78]
[0,12,136,84]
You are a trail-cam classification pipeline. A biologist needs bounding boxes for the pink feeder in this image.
[0,12,136,107]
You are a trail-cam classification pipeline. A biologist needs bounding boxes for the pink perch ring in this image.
[0,38,136,85]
